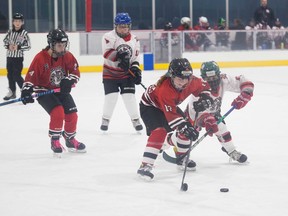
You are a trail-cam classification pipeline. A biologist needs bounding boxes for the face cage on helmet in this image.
[206,75,221,92]
[115,24,131,38]
[50,41,69,57]
[171,75,192,91]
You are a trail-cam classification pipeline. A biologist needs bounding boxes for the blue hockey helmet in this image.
[114,13,132,25]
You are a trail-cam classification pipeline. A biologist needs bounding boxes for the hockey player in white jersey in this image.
[100,12,143,132]
[166,61,254,163]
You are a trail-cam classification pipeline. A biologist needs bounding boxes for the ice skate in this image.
[137,163,154,181]
[100,117,110,131]
[221,147,248,163]
[175,147,196,171]
[132,118,143,131]
[51,137,64,158]
[62,131,86,153]
[3,88,16,101]
[176,153,197,171]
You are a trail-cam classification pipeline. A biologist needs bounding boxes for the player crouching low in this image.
[137,58,211,180]
[165,61,254,163]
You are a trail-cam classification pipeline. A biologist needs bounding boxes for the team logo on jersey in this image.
[50,66,64,86]
[116,44,132,57]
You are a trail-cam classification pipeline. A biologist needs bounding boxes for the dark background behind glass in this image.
[0,0,287,33]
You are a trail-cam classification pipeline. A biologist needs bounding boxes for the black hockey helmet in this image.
[167,58,193,79]
[164,22,173,30]
[13,13,24,21]
[47,29,69,56]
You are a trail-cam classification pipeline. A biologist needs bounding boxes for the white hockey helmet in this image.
[199,16,208,24]
[181,17,191,25]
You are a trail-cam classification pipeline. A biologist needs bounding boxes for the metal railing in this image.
[80,29,288,63]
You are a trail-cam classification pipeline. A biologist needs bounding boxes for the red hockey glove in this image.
[203,115,218,136]
[231,91,252,109]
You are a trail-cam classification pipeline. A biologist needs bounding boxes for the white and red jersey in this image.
[24,48,80,91]
[141,76,210,130]
[187,74,254,123]
[102,30,140,80]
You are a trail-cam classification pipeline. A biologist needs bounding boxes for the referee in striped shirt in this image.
[3,13,31,100]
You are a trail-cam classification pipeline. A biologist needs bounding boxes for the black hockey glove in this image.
[21,84,34,105]
[129,65,142,85]
[178,121,199,141]
[60,77,75,94]
[116,50,130,71]
[193,93,214,113]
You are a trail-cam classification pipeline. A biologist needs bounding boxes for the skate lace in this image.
[102,118,109,126]
[69,138,80,149]
[176,152,192,165]
[229,150,242,161]
[132,119,141,127]
[52,139,65,150]
[141,164,153,172]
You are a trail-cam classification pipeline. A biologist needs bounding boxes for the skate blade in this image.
[67,148,87,153]
[177,166,196,171]
[53,153,62,158]
[138,174,153,182]
[228,158,250,164]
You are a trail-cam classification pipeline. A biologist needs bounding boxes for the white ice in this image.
[1,66,288,216]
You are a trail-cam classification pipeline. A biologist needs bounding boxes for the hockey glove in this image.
[203,115,218,136]
[116,50,130,71]
[21,84,34,105]
[60,77,75,94]
[129,65,142,85]
[231,91,252,109]
[193,93,214,113]
[178,121,199,141]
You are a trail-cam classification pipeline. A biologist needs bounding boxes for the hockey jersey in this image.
[24,48,80,91]
[187,73,254,123]
[102,30,140,80]
[141,76,210,130]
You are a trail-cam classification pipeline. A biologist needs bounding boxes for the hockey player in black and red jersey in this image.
[21,28,86,156]
[100,12,143,132]
[137,58,210,180]
[165,61,254,163]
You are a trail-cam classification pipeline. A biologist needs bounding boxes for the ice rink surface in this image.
[1,66,288,216]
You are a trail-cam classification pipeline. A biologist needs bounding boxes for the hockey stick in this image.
[179,111,198,191]
[0,88,61,107]
[163,106,236,164]
[180,106,235,191]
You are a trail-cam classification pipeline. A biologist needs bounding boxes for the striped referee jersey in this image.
[3,27,31,58]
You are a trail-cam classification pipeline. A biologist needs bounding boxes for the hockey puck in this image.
[220,188,229,192]
[181,183,188,191]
